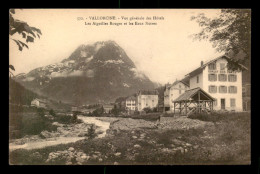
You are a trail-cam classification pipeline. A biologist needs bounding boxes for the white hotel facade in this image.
[185,55,245,111]
[164,55,247,112]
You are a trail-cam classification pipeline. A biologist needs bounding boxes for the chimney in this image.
[201,61,204,67]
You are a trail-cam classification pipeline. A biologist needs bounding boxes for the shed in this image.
[173,87,215,116]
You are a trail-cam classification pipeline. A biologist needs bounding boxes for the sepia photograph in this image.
[9,9,251,165]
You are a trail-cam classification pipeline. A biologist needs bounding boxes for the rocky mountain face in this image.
[15,40,159,105]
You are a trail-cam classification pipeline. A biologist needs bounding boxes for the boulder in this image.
[185,143,192,147]
[114,152,121,156]
[193,145,199,149]
[134,144,141,148]
[78,132,87,137]
[68,147,75,151]
[52,122,64,127]
[40,131,52,138]
[66,161,72,165]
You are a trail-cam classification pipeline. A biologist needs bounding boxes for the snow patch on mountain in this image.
[80,50,87,57]
[22,77,35,82]
[85,56,93,63]
[130,68,146,79]
[95,42,104,52]
[50,70,84,78]
[123,83,130,87]
[104,60,124,64]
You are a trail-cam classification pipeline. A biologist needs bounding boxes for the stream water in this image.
[9,116,110,151]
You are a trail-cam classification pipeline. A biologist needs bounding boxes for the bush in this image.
[188,112,222,122]
[54,114,83,124]
[37,108,45,117]
[188,112,249,123]
[20,116,57,136]
[49,109,56,117]
[54,115,72,124]
[92,106,104,116]
[86,124,97,139]
[143,107,152,113]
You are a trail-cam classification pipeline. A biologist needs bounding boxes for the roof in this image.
[126,96,136,101]
[103,104,114,108]
[180,76,190,87]
[33,98,47,103]
[185,55,248,78]
[170,80,189,88]
[138,90,159,95]
[173,87,215,102]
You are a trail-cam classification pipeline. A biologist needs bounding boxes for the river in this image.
[9,116,110,151]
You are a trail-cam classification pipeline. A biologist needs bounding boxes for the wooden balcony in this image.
[208,70,218,73]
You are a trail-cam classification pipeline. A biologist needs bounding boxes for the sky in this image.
[9,9,223,84]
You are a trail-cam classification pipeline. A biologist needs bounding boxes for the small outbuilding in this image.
[173,87,215,116]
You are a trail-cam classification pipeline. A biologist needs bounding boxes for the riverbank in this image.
[9,116,111,152]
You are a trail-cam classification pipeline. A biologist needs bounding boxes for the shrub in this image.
[37,108,45,117]
[92,106,104,116]
[86,124,97,139]
[54,115,72,124]
[188,112,222,122]
[49,109,56,117]
[143,107,152,113]
[20,116,57,136]
[152,107,158,112]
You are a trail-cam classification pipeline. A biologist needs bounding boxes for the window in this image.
[230,98,236,107]
[228,86,237,93]
[228,74,237,82]
[219,86,227,93]
[209,85,217,93]
[208,74,217,81]
[197,76,199,83]
[220,63,226,70]
[218,74,227,81]
[208,63,216,70]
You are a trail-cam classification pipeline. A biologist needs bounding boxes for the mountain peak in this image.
[16,41,156,105]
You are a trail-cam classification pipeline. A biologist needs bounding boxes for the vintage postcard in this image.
[9,9,251,165]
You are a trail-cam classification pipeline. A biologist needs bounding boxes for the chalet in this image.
[176,55,247,112]
[125,96,137,114]
[137,90,159,111]
[103,104,114,113]
[164,78,189,113]
[31,98,47,108]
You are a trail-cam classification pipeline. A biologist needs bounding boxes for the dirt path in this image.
[9,116,111,151]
